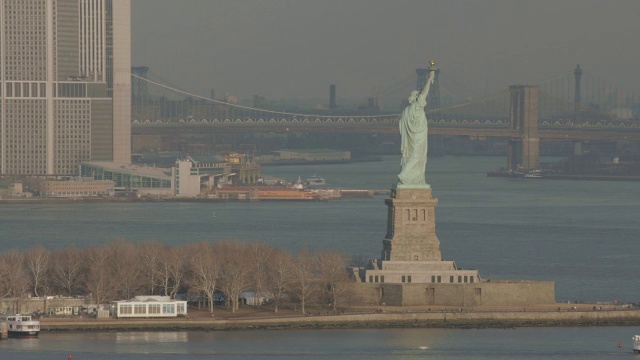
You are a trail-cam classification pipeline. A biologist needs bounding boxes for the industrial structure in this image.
[78,152,260,198]
[0,0,131,176]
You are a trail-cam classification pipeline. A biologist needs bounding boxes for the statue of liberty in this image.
[397,60,436,187]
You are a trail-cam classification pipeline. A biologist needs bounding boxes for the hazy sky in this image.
[131,0,640,104]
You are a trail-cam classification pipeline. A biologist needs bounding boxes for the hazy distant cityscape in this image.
[2,1,640,358]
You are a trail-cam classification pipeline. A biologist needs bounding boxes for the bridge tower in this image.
[507,85,539,170]
[416,67,441,113]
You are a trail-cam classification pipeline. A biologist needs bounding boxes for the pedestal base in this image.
[382,188,441,261]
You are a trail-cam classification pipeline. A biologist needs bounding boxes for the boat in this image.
[486,168,542,179]
[305,174,326,187]
[633,335,640,353]
[509,169,543,179]
[523,170,543,179]
[0,314,40,338]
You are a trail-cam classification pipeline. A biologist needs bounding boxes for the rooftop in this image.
[82,162,172,179]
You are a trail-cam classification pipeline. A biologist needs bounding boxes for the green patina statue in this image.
[397,60,436,188]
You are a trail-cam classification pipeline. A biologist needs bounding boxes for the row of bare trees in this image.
[0,240,354,313]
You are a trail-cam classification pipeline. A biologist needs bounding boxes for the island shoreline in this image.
[39,309,640,332]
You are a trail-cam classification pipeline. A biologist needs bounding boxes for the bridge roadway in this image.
[131,120,640,142]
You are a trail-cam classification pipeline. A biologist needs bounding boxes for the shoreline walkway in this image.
[39,306,640,332]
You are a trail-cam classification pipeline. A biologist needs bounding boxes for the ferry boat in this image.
[305,174,326,187]
[633,335,640,353]
[0,314,40,338]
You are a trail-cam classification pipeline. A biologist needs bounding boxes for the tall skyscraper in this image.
[0,0,131,176]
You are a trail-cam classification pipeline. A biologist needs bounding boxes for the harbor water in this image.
[1,155,640,358]
[0,327,638,359]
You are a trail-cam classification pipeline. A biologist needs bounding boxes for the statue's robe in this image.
[398,96,428,185]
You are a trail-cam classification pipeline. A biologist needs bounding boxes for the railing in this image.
[132,117,640,131]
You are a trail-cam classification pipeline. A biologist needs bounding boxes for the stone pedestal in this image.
[381,188,441,261]
[354,180,554,307]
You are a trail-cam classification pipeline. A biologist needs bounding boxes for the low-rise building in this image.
[38,179,115,197]
[80,162,173,196]
[269,149,351,162]
[81,153,259,198]
[110,296,187,318]
[0,182,25,198]
[256,149,351,164]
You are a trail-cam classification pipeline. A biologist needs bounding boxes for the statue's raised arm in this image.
[417,63,436,105]
[397,60,436,188]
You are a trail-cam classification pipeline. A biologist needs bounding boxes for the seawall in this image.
[40,310,640,332]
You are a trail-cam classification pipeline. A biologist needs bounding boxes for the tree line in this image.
[0,240,357,314]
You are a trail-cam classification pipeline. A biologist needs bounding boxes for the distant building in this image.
[257,149,351,164]
[0,182,24,198]
[174,159,201,197]
[0,295,85,315]
[609,107,633,120]
[276,149,351,162]
[223,152,261,185]
[80,162,173,196]
[80,153,258,198]
[38,179,115,197]
[174,155,229,197]
[0,0,131,176]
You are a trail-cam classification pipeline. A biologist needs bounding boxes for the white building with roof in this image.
[80,155,232,198]
[111,296,187,318]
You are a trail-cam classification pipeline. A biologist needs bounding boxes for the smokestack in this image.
[329,84,336,109]
[574,65,582,122]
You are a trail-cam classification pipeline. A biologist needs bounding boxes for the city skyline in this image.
[131,0,640,104]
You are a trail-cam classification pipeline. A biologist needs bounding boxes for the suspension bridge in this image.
[130,65,640,170]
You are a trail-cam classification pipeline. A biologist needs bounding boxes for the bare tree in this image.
[84,246,116,305]
[137,241,165,295]
[0,253,9,299]
[108,240,144,299]
[186,242,221,313]
[0,251,31,313]
[248,242,274,305]
[159,246,186,298]
[315,250,349,311]
[266,249,294,313]
[218,241,251,313]
[292,249,318,314]
[25,246,50,297]
[51,247,86,296]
